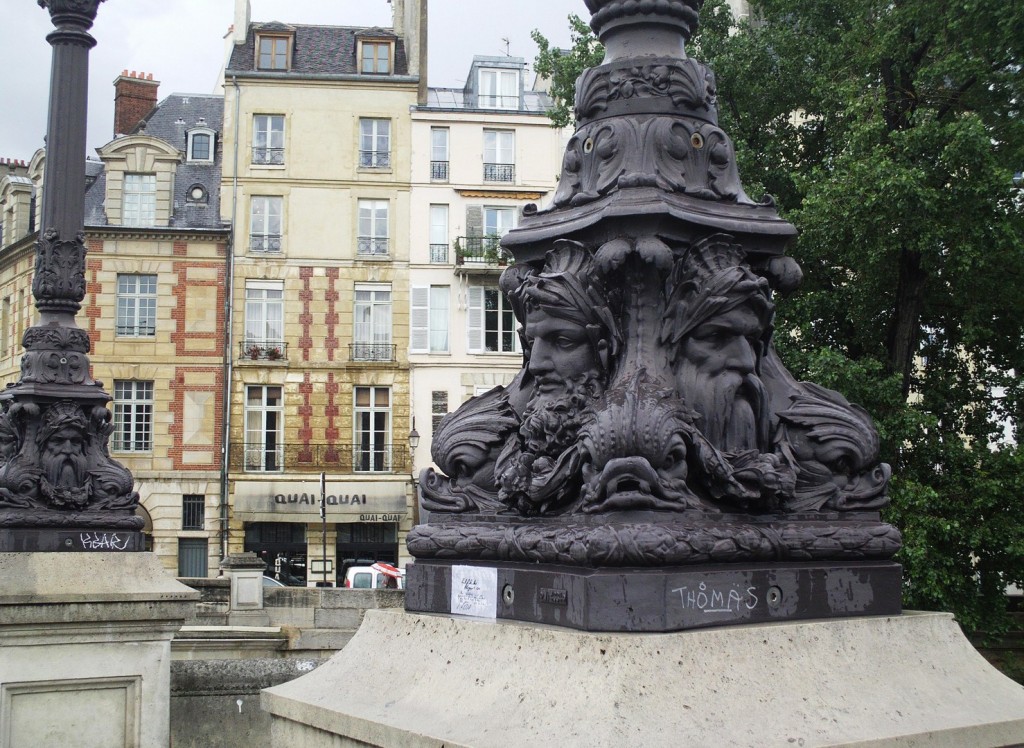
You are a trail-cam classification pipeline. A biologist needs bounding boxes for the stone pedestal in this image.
[263,609,1024,747]
[0,552,198,748]
[220,552,271,627]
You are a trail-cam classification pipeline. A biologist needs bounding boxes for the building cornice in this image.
[226,71,419,87]
[84,224,231,241]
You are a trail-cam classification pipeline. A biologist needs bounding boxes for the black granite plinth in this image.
[406,560,903,632]
[0,528,145,552]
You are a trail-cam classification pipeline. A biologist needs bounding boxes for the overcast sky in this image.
[2,0,586,161]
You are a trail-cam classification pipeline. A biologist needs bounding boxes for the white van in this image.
[343,565,405,589]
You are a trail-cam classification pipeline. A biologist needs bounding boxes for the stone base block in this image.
[0,552,197,747]
[263,609,1024,748]
[406,560,902,631]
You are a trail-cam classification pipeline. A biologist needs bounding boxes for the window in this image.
[112,380,154,452]
[122,173,156,227]
[244,281,284,353]
[468,286,519,353]
[253,115,285,165]
[479,68,519,109]
[178,538,209,577]
[357,199,389,256]
[353,284,393,361]
[257,35,289,70]
[429,204,449,263]
[116,274,157,337]
[245,385,283,472]
[410,285,449,353]
[431,391,449,434]
[484,206,516,238]
[250,196,282,252]
[182,494,205,530]
[430,127,449,181]
[360,41,391,74]
[1,297,9,359]
[187,129,214,162]
[359,118,391,168]
[354,386,391,472]
[483,130,515,182]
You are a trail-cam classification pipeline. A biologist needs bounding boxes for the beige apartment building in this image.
[408,57,566,472]
[219,0,426,583]
[0,73,231,578]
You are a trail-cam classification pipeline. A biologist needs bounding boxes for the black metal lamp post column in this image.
[0,0,142,552]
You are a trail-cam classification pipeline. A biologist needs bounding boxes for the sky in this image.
[1,0,586,161]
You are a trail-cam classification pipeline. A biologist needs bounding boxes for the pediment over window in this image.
[98,135,182,229]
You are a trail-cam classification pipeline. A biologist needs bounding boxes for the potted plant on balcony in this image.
[266,345,282,361]
[245,344,263,360]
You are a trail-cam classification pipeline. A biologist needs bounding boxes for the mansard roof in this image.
[226,23,409,77]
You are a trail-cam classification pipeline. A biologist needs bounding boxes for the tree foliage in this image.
[535,0,1024,633]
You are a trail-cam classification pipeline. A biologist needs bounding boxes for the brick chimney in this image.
[113,70,159,137]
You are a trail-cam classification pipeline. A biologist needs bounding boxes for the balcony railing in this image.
[478,95,521,109]
[252,147,284,165]
[357,237,389,256]
[230,442,409,473]
[250,234,282,253]
[430,160,449,181]
[429,243,449,263]
[349,343,396,362]
[359,150,391,168]
[239,340,288,361]
[116,322,156,337]
[455,236,511,266]
[483,163,515,182]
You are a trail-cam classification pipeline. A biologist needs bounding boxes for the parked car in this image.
[262,575,286,587]
[343,564,405,589]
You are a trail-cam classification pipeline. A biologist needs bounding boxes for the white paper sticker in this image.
[450,565,498,619]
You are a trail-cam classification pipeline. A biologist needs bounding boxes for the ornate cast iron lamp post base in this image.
[406,0,901,630]
[0,0,142,551]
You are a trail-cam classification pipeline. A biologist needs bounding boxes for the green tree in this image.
[534,0,1024,634]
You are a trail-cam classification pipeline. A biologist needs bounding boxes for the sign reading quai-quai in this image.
[233,481,407,522]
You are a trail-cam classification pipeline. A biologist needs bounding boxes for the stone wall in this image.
[170,584,404,748]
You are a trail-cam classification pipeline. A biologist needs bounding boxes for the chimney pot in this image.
[114,71,160,137]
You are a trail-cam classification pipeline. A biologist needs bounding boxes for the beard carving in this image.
[674,359,770,454]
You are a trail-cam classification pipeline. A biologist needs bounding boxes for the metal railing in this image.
[239,340,288,361]
[116,323,156,337]
[252,147,284,165]
[429,243,449,263]
[229,442,409,473]
[359,150,391,168]
[356,237,389,256]
[250,234,282,253]
[349,343,396,362]
[478,95,520,109]
[455,236,511,265]
[430,160,449,180]
[483,163,515,182]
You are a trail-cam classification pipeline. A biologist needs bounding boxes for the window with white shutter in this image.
[467,285,484,353]
[410,285,449,353]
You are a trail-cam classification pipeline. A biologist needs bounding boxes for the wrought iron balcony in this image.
[455,236,511,266]
[357,237,389,256]
[239,340,288,361]
[483,163,515,182]
[478,95,521,109]
[359,150,391,168]
[430,160,449,181]
[115,322,156,337]
[252,147,284,165]
[230,442,410,474]
[250,234,282,253]
[429,243,449,263]
[349,343,396,362]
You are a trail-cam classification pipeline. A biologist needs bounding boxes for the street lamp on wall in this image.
[409,419,421,525]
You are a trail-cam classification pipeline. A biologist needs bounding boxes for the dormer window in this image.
[187,128,215,163]
[359,39,392,75]
[479,68,520,109]
[257,34,291,70]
